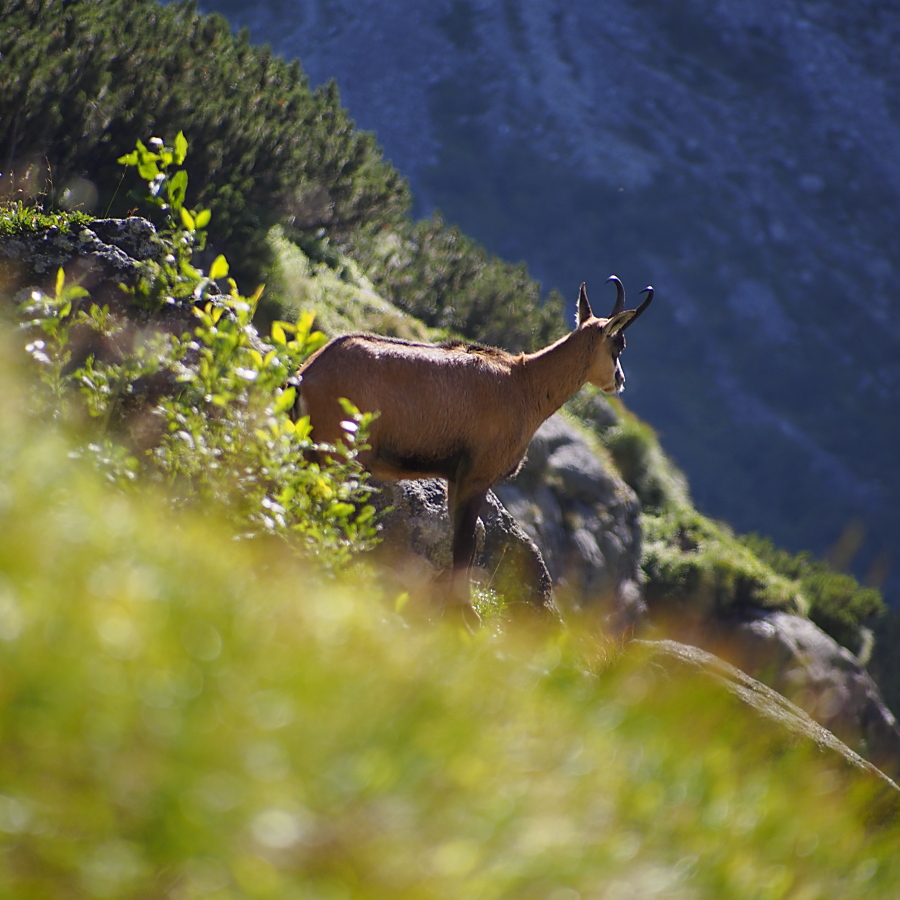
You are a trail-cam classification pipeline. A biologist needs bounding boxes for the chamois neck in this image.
[521,326,595,424]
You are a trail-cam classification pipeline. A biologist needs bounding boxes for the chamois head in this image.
[578,275,654,394]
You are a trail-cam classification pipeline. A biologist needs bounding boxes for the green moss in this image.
[643,508,805,617]
[0,203,93,236]
[566,390,690,513]
[601,408,691,513]
[264,227,433,340]
[743,534,885,655]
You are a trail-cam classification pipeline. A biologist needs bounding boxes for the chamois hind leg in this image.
[445,479,488,629]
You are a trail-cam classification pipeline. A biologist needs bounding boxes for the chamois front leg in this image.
[445,476,488,629]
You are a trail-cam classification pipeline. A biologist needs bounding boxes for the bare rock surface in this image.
[371,479,556,616]
[659,609,900,781]
[638,639,900,801]
[495,415,645,631]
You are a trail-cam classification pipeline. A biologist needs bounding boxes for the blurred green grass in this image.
[1,342,899,899]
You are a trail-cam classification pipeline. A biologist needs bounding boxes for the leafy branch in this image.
[15,133,380,568]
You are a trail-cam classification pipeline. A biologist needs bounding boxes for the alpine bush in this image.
[0,0,409,284]
[10,133,379,569]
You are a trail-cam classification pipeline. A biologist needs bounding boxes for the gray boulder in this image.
[1,216,160,306]
[638,639,900,801]
[664,609,900,781]
[495,415,645,632]
[370,479,556,617]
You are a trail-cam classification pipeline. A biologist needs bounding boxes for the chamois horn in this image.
[606,274,626,317]
[621,286,654,331]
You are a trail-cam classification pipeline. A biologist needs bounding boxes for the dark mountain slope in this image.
[203,0,900,603]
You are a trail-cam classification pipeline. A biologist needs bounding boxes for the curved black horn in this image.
[621,286,654,331]
[606,275,626,317]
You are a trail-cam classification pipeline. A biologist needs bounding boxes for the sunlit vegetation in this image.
[1,340,899,897]
[1,6,898,892]
[5,134,379,568]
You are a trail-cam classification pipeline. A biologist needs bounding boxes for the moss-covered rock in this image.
[264,227,433,341]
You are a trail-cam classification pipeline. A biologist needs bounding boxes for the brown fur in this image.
[294,279,653,621]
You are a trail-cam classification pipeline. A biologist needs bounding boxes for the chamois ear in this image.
[576,282,593,325]
[604,310,636,337]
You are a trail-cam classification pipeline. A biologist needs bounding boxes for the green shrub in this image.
[592,405,690,513]
[264,226,433,342]
[742,534,885,656]
[0,0,409,284]
[356,212,566,352]
[9,133,379,569]
[642,510,804,617]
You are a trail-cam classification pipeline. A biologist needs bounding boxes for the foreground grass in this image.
[0,350,899,899]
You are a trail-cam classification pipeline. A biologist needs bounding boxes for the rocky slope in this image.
[202,0,900,606]
[5,213,900,780]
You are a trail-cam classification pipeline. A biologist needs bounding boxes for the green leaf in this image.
[180,259,203,281]
[331,502,355,519]
[292,416,313,441]
[137,158,160,181]
[306,331,328,354]
[194,208,212,229]
[168,169,188,212]
[209,255,230,280]
[274,387,297,415]
[55,267,65,300]
[338,397,361,418]
[355,505,376,525]
[180,206,196,231]
[271,322,287,346]
[295,310,315,344]
[64,286,90,303]
[174,130,189,165]
[117,151,139,165]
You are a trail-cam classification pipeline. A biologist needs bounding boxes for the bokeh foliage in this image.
[1,342,899,897]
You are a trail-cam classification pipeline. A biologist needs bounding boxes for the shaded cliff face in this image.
[206,0,900,602]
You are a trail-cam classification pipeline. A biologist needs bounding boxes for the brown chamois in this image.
[294,276,653,622]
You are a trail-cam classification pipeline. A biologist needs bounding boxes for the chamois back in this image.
[297,333,532,483]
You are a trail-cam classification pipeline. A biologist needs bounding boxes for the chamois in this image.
[294,276,653,622]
